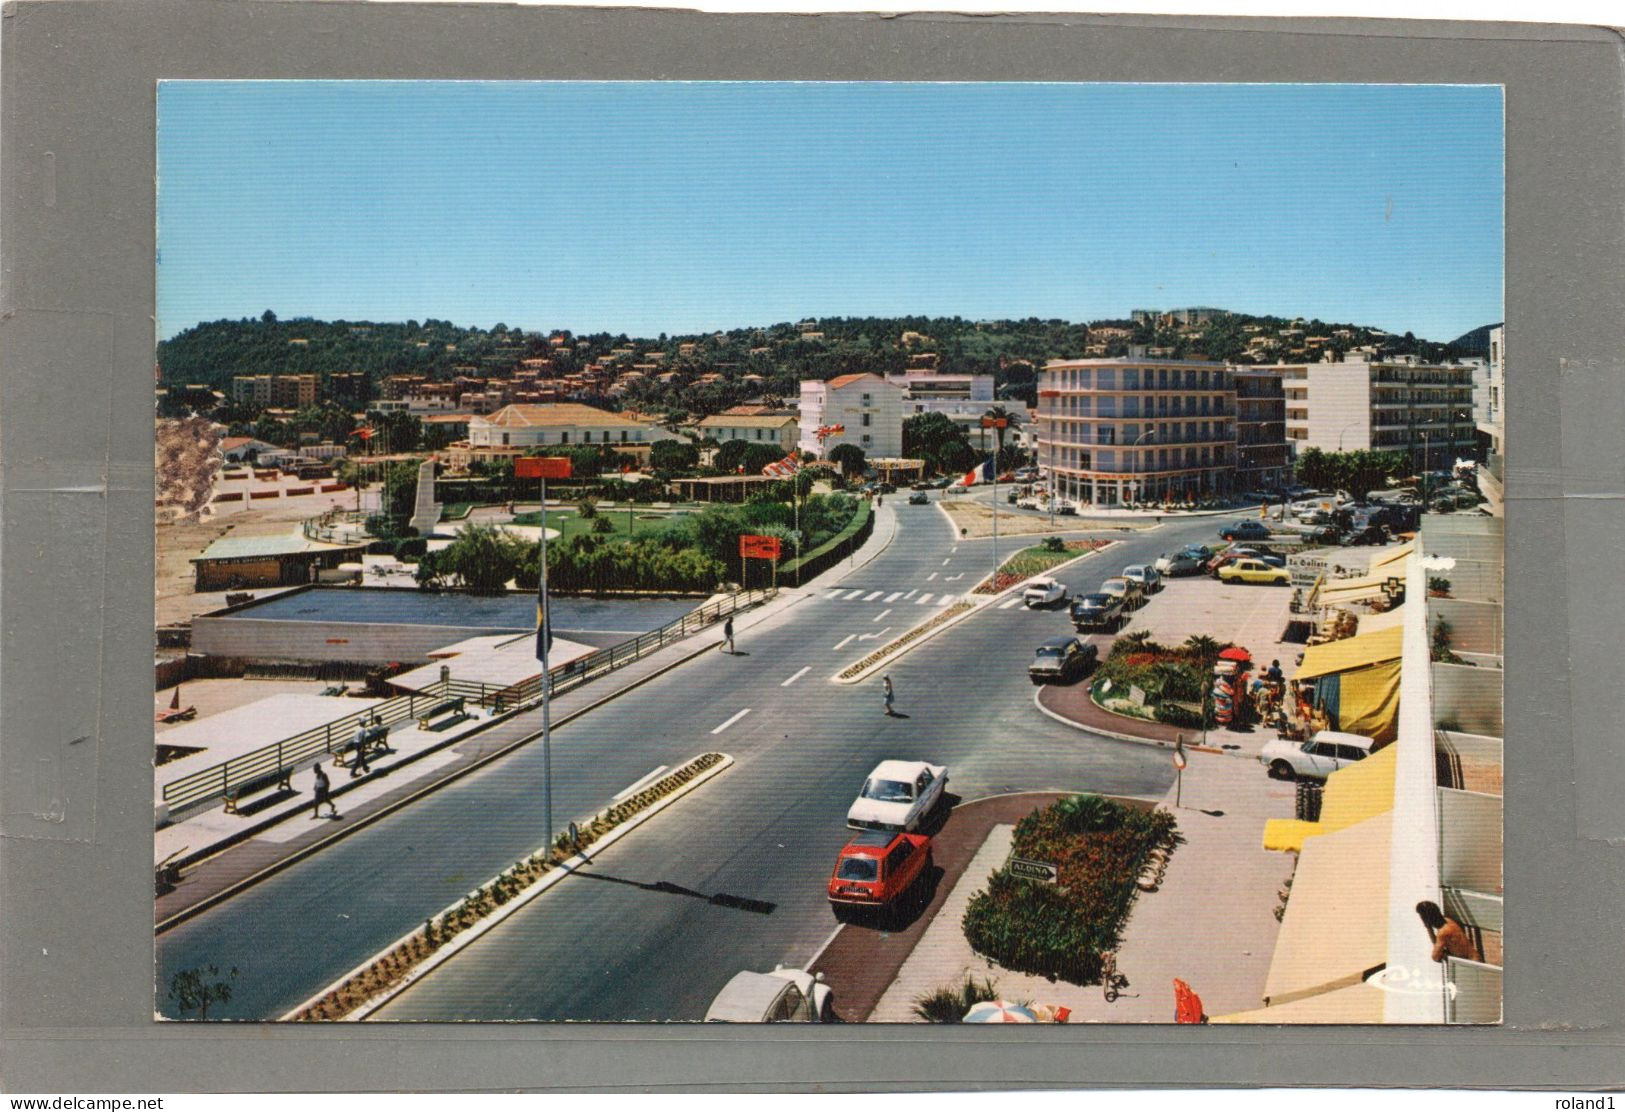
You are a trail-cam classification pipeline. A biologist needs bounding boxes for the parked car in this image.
[1217,558,1291,586]
[1022,577,1069,608]
[1155,545,1212,577]
[1070,592,1126,632]
[930,476,953,489]
[1218,519,1273,542]
[1207,549,1283,575]
[876,482,896,494]
[1259,730,1376,781]
[1295,507,1333,526]
[827,828,934,923]
[705,967,835,1023]
[907,491,929,505]
[847,760,948,832]
[1054,499,1078,516]
[1013,467,1039,482]
[1099,576,1144,610]
[1121,564,1162,594]
[1028,636,1098,685]
[911,480,933,491]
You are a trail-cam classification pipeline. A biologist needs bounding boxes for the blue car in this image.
[1219,520,1272,542]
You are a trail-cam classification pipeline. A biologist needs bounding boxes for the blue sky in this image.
[157,81,1503,342]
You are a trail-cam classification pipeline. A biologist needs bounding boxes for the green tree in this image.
[904,411,973,475]
[982,404,1017,464]
[650,438,699,472]
[427,522,528,594]
[168,964,239,1020]
[828,443,867,479]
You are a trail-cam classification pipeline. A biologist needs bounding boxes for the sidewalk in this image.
[868,754,1296,1023]
[156,522,895,927]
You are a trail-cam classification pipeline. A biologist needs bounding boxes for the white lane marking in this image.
[863,590,883,601]
[781,666,811,687]
[613,765,669,802]
[843,589,865,600]
[941,558,952,566]
[825,590,844,600]
[916,593,933,605]
[873,608,892,622]
[806,921,847,970]
[859,627,892,641]
[926,572,938,581]
[833,634,857,651]
[884,591,903,603]
[944,573,964,582]
[903,589,918,600]
[952,547,959,555]
[710,708,751,735]
[999,598,1022,610]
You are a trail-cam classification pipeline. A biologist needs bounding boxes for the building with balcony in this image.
[797,373,904,459]
[1036,357,1237,507]
[1233,369,1290,493]
[1475,327,1505,517]
[1274,358,1478,470]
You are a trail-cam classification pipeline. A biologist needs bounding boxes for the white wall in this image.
[1304,363,1372,451]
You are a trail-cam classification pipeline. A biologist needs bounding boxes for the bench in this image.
[416,696,466,730]
[336,723,391,767]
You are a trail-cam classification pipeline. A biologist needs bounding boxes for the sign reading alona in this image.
[1009,857,1059,884]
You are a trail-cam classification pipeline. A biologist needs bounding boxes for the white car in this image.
[847,760,949,832]
[1259,730,1376,781]
[1121,564,1161,594]
[705,966,834,1023]
[1022,577,1069,607]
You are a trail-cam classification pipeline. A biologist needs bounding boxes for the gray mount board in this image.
[3,0,1623,1093]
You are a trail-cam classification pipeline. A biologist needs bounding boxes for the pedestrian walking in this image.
[349,721,371,778]
[723,616,735,655]
[882,674,895,717]
[311,763,336,819]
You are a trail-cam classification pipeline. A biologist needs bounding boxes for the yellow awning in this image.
[1339,660,1401,743]
[1295,624,1404,680]
[1368,541,1414,574]
[1211,979,1388,1024]
[1318,575,1394,606]
[1262,811,1392,1006]
[1353,604,1407,634]
[1262,744,1397,852]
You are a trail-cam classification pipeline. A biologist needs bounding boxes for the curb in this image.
[1031,686,1231,756]
[284,752,735,1021]
[155,611,762,934]
[831,541,1118,685]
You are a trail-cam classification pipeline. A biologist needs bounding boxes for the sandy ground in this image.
[939,499,1156,538]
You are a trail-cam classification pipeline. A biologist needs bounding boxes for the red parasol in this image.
[1173,978,1205,1024]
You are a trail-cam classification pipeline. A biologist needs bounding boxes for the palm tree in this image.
[983,404,1016,468]
[1182,634,1222,663]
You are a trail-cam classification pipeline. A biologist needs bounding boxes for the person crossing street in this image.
[882,674,896,717]
[723,616,735,655]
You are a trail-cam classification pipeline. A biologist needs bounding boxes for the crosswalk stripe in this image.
[863,590,883,601]
[825,590,844,600]
[916,594,933,605]
[927,572,938,581]
[843,589,865,600]
[999,598,1021,610]
[884,592,903,602]
[903,590,918,599]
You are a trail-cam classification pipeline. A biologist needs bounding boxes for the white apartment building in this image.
[1274,358,1477,471]
[694,414,800,452]
[1476,326,1505,516]
[797,373,904,459]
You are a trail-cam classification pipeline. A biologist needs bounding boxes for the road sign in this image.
[516,456,573,480]
[739,534,782,560]
[1009,857,1059,884]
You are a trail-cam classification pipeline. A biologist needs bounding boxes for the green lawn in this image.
[510,506,696,542]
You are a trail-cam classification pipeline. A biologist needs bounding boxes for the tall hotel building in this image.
[1037,357,1236,507]
[1277,358,1477,469]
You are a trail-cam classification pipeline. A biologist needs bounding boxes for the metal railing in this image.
[303,508,370,544]
[159,587,774,815]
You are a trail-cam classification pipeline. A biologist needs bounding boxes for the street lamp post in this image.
[982,416,1010,590]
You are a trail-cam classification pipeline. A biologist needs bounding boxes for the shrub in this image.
[1042,536,1066,553]
[911,975,1000,1023]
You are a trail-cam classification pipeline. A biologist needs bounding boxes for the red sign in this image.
[515,456,573,480]
[739,534,782,560]
[980,416,1009,429]
[1037,390,1060,399]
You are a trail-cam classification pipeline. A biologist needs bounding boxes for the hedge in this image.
[778,501,873,582]
[962,794,1176,984]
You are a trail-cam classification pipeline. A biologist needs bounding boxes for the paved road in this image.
[156,494,1240,1020]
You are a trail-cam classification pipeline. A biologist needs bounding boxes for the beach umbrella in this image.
[963,1000,1037,1023]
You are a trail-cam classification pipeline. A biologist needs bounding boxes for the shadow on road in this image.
[571,870,776,915]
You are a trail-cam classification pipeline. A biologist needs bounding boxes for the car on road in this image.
[1098,576,1144,610]
[1028,636,1099,685]
[1217,558,1291,586]
[1259,730,1376,780]
[1218,519,1273,542]
[911,480,933,491]
[1121,564,1162,594]
[827,828,934,922]
[847,760,949,832]
[930,476,953,489]
[1156,545,1212,577]
[705,966,835,1023]
[1013,467,1039,482]
[907,491,929,505]
[1295,507,1333,526]
[1022,577,1069,608]
[1070,592,1126,632]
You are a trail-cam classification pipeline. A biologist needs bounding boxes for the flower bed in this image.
[961,794,1176,984]
[973,540,1108,594]
[836,600,974,680]
[289,753,727,1021]
[1089,634,1226,728]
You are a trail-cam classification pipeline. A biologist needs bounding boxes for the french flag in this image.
[961,457,996,487]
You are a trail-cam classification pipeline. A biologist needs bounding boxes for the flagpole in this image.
[540,469,553,852]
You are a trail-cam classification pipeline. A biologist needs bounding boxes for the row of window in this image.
[1046,367,1230,391]
[1039,422,1231,445]
[1046,446,1229,473]
[1043,395,1231,418]
[494,428,647,446]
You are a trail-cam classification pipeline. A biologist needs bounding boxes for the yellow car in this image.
[1217,558,1290,586]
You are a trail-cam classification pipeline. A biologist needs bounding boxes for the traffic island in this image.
[282,752,732,1021]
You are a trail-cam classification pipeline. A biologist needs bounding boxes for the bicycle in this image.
[1101,950,1130,1003]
